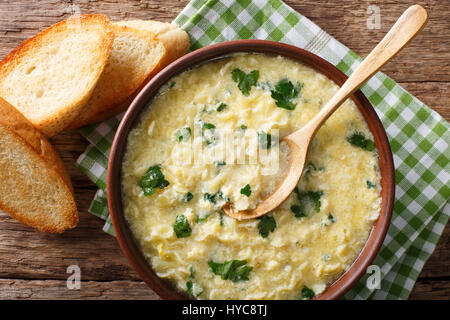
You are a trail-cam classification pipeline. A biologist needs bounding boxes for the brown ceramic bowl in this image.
[107,40,395,300]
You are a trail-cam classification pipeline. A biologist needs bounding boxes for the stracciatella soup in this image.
[121,53,381,300]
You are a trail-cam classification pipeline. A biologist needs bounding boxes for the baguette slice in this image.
[115,20,190,68]
[67,25,166,129]
[0,97,78,233]
[0,14,114,137]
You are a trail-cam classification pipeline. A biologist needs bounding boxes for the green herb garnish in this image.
[219,210,224,227]
[328,213,336,224]
[366,180,376,189]
[168,81,176,89]
[258,215,276,238]
[215,161,226,167]
[186,281,202,297]
[184,192,194,203]
[204,193,216,204]
[186,267,203,298]
[138,165,169,196]
[203,122,216,130]
[291,189,323,218]
[173,215,192,238]
[347,132,375,151]
[298,190,324,212]
[197,213,211,224]
[239,124,248,131]
[208,259,253,282]
[240,184,252,197]
[257,131,277,149]
[231,68,259,96]
[198,121,217,145]
[271,79,302,110]
[291,204,306,218]
[216,102,228,112]
[301,286,316,300]
[216,191,230,202]
[203,191,228,204]
[175,127,191,142]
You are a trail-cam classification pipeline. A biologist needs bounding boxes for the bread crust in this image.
[68,20,190,128]
[115,20,190,67]
[0,97,78,233]
[67,24,166,129]
[0,14,115,137]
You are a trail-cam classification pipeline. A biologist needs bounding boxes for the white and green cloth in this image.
[76,0,449,299]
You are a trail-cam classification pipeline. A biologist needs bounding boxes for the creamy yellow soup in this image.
[121,53,381,300]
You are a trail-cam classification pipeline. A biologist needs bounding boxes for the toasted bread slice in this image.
[115,20,190,67]
[0,14,114,137]
[67,20,189,127]
[0,97,78,233]
[67,24,166,129]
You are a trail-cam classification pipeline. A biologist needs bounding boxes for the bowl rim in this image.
[107,39,395,300]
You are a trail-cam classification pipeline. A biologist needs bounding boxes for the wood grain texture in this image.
[0,279,159,299]
[0,0,448,300]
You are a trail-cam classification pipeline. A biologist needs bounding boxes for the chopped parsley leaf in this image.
[219,210,224,227]
[301,286,316,300]
[204,193,216,204]
[184,192,194,203]
[328,213,336,224]
[173,215,192,238]
[215,161,226,167]
[239,124,248,131]
[240,184,252,197]
[138,165,169,196]
[175,127,191,142]
[298,190,324,212]
[203,191,229,204]
[216,191,230,202]
[303,162,320,176]
[197,213,211,224]
[291,204,306,218]
[291,189,323,218]
[366,180,376,189]
[186,267,203,298]
[208,259,253,282]
[347,132,375,151]
[271,79,302,110]
[231,68,259,96]
[168,81,176,89]
[186,281,202,297]
[258,215,276,238]
[197,121,217,145]
[202,122,216,130]
[216,102,228,112]
[257,131,278,149]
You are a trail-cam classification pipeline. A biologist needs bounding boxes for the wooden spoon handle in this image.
[299,5,428,137]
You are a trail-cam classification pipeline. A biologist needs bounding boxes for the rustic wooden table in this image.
[0,0,448,300]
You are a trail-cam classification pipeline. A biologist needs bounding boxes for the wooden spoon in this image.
[224,4,428,220]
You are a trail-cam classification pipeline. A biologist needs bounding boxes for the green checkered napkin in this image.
[76,0,449,299]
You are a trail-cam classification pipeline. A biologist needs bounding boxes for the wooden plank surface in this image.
[0,0,448,300]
